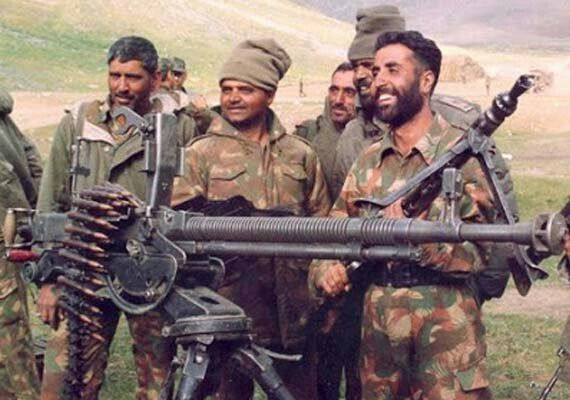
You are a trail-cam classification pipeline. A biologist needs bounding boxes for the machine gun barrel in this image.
[162,212,565,255]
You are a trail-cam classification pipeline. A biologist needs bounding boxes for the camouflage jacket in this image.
[37,97,197,213]
[172,110,331,349]
[309,113,495,293]
[0,88,42,205]
[293,100,347,200]
[332,94,486,197]
[0,89,42,299]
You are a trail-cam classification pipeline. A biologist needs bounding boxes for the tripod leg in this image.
[175,344,210,400]
[232,345,296,400]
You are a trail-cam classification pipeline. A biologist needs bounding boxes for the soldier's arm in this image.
[36,114,74,213]
[171,142,208,207]
[308,163,362,296]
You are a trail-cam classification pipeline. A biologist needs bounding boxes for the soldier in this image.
[158,57,173,90]
[332,5,515,307]
[168,57,188,93]
[36,36,198,400]
[0,88,42,400]
[172,38,331,399]
[310,31,494,399]
[331,5,490,198]
[294,61,357,200]
[293,62,359,400]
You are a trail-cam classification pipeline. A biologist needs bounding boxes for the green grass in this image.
[486,314,570,400]
[0,0,352,92]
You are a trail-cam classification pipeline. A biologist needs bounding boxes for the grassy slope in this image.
[0,0,352,91]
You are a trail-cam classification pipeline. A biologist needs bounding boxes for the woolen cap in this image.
[219,39,291,91]
[347,5,406,62]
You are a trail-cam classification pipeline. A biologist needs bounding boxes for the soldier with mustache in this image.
[35,36,199,400]
[294,62,357,200]
[293,62,359,400]
[311,30,495,400]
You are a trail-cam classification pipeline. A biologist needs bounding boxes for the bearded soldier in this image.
[311,31,494,400]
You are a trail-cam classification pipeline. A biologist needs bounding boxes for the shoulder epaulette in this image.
[434,94,480,114]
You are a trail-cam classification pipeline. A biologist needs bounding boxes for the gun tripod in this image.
[158,286,295,400]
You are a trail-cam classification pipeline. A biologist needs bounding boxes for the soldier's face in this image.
[371,44,433,127]
[352,58,375,103]
[108,59,158,114]
[169,70,187,90]
[328,70,357,129]
[220,80,274,129]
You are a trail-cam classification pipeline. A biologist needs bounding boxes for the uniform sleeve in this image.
[36,114,74,212]
[171,143,208,207]
[418,157,495,274]
[307,160,361,295]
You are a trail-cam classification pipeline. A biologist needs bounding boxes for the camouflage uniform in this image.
[0,89,42,400]
[332,94,484,196]
[37,98,197,400]
[310,113,494,400]
[172,110,331,399]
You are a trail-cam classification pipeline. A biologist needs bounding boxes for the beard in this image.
[374,76,424,128]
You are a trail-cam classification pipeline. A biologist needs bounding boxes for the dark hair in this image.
[375,30,442,92]
[107,36,158,74]
[331,61,354,78]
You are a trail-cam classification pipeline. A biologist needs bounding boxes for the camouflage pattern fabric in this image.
[0,91,41,399]
[331,94,483,193]
[310,113,495,399]
[41,307,173,400]
[172,110,330,399]
[37,98,196,399]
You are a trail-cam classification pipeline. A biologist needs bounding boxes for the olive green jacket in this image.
[38,98,198,213]
[293,100,346,200]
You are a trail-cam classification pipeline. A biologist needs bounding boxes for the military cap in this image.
[171,57,186,73]
[347,5,406,62]
[219,38,291,92]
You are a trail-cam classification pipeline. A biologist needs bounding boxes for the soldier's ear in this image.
[420,70,436,96]
[151,69,161,90]
[266,90,276,106]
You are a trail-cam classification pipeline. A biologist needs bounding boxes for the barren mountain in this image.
[298,0,570,48]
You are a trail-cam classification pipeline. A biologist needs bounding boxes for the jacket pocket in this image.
[208,164,247,198]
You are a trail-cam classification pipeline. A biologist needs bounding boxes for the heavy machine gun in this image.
[3,75,568,399]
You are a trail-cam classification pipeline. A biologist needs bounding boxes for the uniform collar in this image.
[375,113,453,167]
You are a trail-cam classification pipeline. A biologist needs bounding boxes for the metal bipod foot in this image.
[174,343,211,400]
[232,345,295,400]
